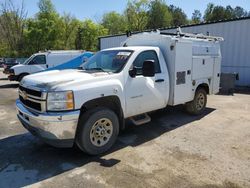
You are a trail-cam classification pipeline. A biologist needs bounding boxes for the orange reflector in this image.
[66,91,74,109]
[67,101,74,109]
[67,92,73,100]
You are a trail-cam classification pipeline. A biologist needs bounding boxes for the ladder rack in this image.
[160,27,224,41]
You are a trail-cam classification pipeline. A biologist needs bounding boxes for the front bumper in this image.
[3,67,11,74]
[3,69,8,74]
[16,99,80,147]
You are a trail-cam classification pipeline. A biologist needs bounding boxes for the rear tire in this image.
[185,88,207,115]
[76,107,119,155]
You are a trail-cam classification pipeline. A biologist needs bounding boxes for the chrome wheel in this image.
[90,118,113,147]
[196,93,205,111]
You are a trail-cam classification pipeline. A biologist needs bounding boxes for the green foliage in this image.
[60,13,81,49]
[204,4,231,21]
[0,0,250,57]
[0,41,13,57]
[0,0,26,57]
[204,3,250,22]
[23,0,61,55]
[38,0,55,14]
[169,5,188,26]
[102,11,127,35]
[76,20,108,51]
[147,0,172,29]
[192,10,202,24]
[125,0,149,31]
[234,6,250,17]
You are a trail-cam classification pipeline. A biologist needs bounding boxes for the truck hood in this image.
[11,64,23,69]
[21,69,110,91]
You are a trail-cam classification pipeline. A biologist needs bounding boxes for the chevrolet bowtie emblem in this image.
[20,90,28,100]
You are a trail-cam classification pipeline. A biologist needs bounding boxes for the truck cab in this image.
[8,50,83,82]
[16,30,223,155]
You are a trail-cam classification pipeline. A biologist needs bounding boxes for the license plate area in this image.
[19,111,30,121]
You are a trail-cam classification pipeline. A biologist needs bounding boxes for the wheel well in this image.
[80,96,125,130]
[18,73,29,78]
[18,73,29,81]
[197,83,209,94]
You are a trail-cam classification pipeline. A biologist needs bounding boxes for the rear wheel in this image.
[185,88,207,115]
[76,107,119,155]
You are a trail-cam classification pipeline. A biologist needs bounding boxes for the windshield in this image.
[81,50,133,73]
[23,55,35,65]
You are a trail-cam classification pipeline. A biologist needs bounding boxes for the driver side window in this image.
[133,50,161,75]
[29,55,46,65]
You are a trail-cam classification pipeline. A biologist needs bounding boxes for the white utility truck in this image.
[16,30,223,155]
[9,50,83,81]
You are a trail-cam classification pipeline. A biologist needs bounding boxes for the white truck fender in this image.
[11,64,30,76]
[192,79,211,98]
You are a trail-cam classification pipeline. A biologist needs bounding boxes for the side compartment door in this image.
[173,41,193,105]
[192,57,214,80]
[125,50,168,117]
[212,57,221,94]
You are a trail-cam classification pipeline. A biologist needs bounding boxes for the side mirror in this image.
[142,60,155,77]
[129,67,137,78]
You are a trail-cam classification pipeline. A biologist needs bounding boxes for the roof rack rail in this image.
[160,27,224,41]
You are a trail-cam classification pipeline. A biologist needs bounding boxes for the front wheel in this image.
[18,73,29,82]
[76,107,119,155]
[185,88,207,115]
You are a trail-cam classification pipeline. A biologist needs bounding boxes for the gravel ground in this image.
[0,69,249,188]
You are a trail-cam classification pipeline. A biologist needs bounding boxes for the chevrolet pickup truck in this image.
[16,30,223,155]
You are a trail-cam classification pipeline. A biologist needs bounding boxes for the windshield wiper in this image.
[80,67,112,74]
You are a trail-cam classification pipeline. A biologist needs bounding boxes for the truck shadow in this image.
[0,83,19,89]
[0,106,215,188]
[0,78,8,81]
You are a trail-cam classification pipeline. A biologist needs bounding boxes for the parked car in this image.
[2,58,18,74]
[16,29,223,155]
[8,50,84,82]
[0,58,5,67]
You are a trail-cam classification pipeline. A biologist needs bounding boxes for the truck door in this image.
[125,50,168,117]
[28,55,47,73]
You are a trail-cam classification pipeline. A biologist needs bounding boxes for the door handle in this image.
[155,79,165,83]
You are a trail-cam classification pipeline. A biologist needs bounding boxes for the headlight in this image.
[47,91,74,111]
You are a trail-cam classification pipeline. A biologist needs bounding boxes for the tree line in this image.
[0,0,249,57]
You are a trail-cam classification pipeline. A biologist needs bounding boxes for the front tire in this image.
[185,88,207,115]
[18,73,29,82]
[76,107,119,155]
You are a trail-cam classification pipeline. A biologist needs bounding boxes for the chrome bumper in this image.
[16,99,80,147]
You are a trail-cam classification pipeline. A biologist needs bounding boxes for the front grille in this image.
[20,95,42,111]
[19,85,45,112]
[19,85,42,97]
